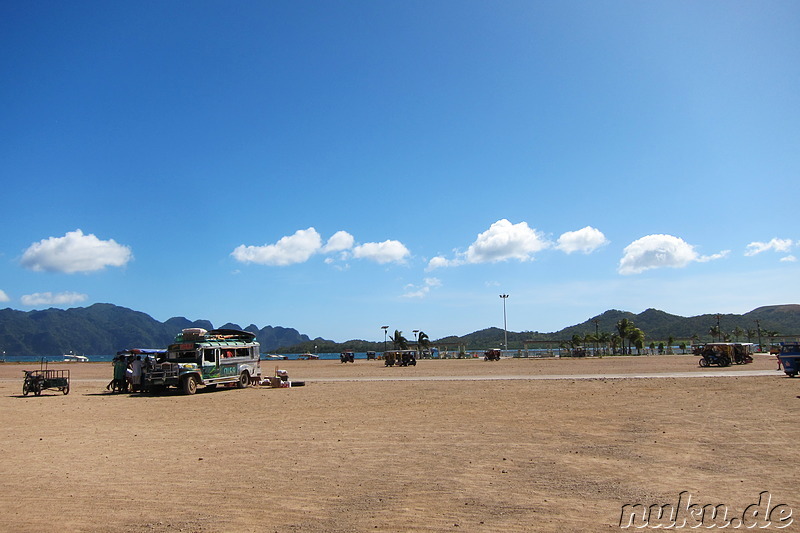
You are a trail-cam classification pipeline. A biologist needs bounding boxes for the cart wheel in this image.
[182,376,197,395]
[22,381,29,396]
[63,384,70,395]
[699,358,709,367]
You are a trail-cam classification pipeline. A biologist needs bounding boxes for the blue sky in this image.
[1,1,798,343]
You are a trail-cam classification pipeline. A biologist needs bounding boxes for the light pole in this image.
[756,320,762,352]
[413,330,419,356]
[499,294,509,353]
[381,325,389,354]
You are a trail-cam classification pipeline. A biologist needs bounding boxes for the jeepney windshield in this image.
[166,349,198,362]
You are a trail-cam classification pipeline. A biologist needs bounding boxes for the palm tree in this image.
[709,325,721,342]
[732,326,744,342]
[629,328,645,354]
[616,319,633,355]
[417,331,430,356]
[598,332,611,356]
[390,330,409,350]
[584,333,597,355]
[610,333,621,355]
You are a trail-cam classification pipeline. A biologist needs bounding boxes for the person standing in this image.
[113,356,128,392]
[131,355,143,392]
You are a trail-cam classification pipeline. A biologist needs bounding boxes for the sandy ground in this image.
[0,354,797,532]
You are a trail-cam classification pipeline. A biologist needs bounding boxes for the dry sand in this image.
[0,354,797,532]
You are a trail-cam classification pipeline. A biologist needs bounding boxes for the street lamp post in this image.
[413,330,419,355]
[499,294,509,353]
[756,320,762,352]
[381,325,389,354]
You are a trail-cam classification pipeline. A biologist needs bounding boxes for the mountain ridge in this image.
[0,303,797,356]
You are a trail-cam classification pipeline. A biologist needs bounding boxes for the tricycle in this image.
[23,368,70,396]
[484,349,501,361]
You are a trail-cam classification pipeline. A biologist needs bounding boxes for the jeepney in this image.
[778,342,800,377]
[144,328,261,394]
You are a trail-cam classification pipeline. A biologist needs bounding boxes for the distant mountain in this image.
[555,305,800,341]
[434,305,799,349]
[0,304,313,357]
[1,303,797,357]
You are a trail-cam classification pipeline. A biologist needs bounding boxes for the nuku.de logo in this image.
[619,491,793,529]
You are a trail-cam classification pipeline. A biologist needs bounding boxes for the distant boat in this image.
[63,353,89,362]
[298,353,319,360]
[264,354,288,360]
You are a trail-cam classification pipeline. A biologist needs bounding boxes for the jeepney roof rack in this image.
[174,328,257,343]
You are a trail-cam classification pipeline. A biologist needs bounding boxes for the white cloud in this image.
[0,289,9,302]
[231,227,323,266]
[21,229,132,273]
[426,255,463,271]
[402,277,441,298]
[618,234,726,275]
[556,226,609,254]
[745,238,794,256]
[780,255,797,263]
[21,291,88,306]
[352,240,410,264]
[696,250,731,262]
[322,231,355,253]
[465,219,550,263]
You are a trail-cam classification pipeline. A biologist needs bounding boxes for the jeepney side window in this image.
[203,349,215,363]
[235,348,248,358]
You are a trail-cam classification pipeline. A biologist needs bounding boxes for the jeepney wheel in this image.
[236,372,250,389]
[182,376,198,395]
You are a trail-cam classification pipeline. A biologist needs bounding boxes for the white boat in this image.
[63,353,89,362]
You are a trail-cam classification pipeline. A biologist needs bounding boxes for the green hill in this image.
[1,303,797,357]
[0,304,312,357]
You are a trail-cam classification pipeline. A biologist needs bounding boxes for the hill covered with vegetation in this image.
[0,303,313,357]
[0,303,797,357]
